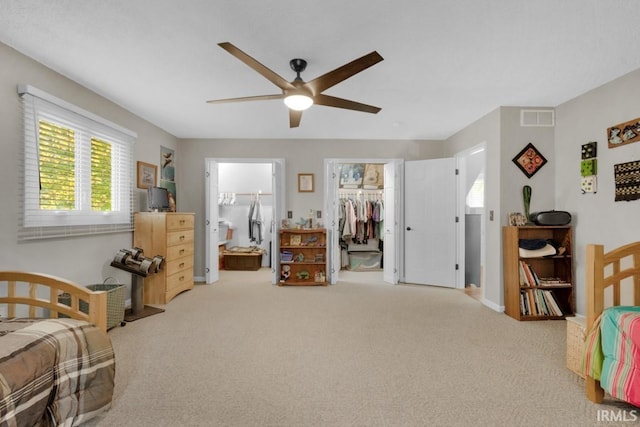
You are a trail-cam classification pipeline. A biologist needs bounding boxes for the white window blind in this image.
[19,85,136,240]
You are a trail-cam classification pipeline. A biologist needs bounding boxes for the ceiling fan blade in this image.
[206,94,284,104]
[313,94,381,114]
[218,42,295,91]
[305,51,383,95]
[289,109,302,128]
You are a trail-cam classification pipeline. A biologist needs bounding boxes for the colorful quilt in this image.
[0,318,115,426]
[583,306,640,407]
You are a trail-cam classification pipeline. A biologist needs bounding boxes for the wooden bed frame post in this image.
[585,244,605,403]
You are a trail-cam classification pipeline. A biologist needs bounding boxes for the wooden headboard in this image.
[585,242,640,402]
[0,271,107,333]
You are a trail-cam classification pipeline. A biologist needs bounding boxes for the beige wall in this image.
[444,106,555,310]
[555,67,640,315]
[178,138,445,277]
[445,108,502,308]
[0,42,178,294]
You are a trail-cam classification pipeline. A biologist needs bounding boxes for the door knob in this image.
[406,226,412,231]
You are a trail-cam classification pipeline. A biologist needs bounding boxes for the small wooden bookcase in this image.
[503,226,574,320]
[279,228,327,286]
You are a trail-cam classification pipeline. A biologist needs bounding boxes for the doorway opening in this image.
[455,144,486,301]
[205,158,285,284]
[324,159,401,285]
[337,163,385,276]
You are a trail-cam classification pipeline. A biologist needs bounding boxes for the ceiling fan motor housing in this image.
[290,58,307,74]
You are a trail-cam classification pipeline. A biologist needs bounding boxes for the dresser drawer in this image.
[166,269,193,292]
[167,214,194,231]
[165,256,194,276]
[166,243,193,260]
[167,229,194,247]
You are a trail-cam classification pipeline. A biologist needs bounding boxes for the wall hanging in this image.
[339,163,365,188]
[581,141,597,194]
[363,164,384,189]
[298,173,314,192]
[512,142,547,178]
[614,160,640,202]
[608,117,640,148]
[160,146,176,211]
[136,161,157,189]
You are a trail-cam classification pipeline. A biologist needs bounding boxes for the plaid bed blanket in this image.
[583,306,640,407]
[0,318,115,426]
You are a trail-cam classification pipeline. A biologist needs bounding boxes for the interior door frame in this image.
[454,143,486,292]
[204,157,285,284]
[324,158,402,285]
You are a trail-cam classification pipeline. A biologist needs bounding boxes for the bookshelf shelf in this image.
[503,226,574,321]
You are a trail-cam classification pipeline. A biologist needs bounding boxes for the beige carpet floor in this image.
[85,270,636,426]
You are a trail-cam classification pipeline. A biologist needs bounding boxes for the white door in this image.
[205,160,220,284]
[404,158,457,287]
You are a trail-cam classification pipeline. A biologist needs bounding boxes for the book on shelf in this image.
[519,262,571,288]
[519,288,564,316]
[519,260,540,287]
[542,290,563,316]
[537,277,571,287]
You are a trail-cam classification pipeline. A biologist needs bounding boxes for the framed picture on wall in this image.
[339,163,365,188]
[137,161,157,189]
[298,173,314,192]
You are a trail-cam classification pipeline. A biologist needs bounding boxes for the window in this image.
[466,172,484,209]
[19,85,136,240]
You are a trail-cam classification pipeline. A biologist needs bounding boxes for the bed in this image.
[0,271,115,426]
[583,243,640,407]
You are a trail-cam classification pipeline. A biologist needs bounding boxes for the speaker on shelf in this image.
[530,210,572,226]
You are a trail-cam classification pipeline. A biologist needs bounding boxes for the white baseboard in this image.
[194,276,205,283]
[482,298,504,313]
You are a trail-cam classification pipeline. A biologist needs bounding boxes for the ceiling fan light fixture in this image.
[284,94,313,111]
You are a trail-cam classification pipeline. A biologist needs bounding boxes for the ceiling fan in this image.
[207,42,384,128]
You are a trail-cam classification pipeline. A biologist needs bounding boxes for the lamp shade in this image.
[284,94,313,111]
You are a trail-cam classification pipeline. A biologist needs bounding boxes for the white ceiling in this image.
[1,0,639,140]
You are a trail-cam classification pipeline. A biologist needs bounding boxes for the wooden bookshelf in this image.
[503,226,574,320]
[279,228,327,286]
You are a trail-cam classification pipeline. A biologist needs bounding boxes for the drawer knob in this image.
[180,220,185,225]
[179,262,185,268]
[179,235,185,241]
[179,249,185,255]
[179,276,184,281]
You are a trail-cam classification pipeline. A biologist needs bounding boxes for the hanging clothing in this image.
[249,194,264,245]
[247,198,255,242]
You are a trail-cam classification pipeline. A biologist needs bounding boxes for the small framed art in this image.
[298,173,314,192]
[137,161,157,189]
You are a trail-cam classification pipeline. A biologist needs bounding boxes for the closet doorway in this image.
[455,144,486,300]
[204,158,285,284]
[324,159,402,285]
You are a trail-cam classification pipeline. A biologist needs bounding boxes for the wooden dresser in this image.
[133,212,195,304]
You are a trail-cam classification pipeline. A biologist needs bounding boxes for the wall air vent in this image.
[520,109,555,127]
